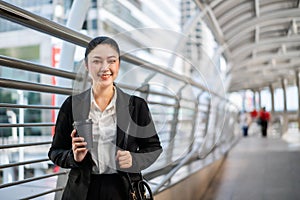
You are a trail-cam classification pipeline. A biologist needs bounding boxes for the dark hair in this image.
[84,36,120,63]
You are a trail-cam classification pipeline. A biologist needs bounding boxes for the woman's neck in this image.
[92,84,114,111]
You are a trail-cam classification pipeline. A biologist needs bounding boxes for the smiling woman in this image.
[48,36,162,200]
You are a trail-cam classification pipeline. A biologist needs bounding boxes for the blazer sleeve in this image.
[48,96,90,168]
[129,97,163,172]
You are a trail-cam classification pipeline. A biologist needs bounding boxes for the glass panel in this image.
[260,88,272,111]
[274,88,284,111]
[287,86,298,111]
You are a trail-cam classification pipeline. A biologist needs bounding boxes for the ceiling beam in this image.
[217,3,253,26]
[229,78,280,92]
[231,53,300,73]
[277,44,287,54]
[232,60,300,75]
[228,18,291,48]
[230,71,299,92]
[254,26,260,43]
[287,19,298,36]
[236,51,300,68]
[254,0,260,17]
[229,63,300,92]
[292,19,298,34]
[224,8,300,40]
[231,35,300,62]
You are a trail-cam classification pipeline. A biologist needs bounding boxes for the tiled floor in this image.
[201,132,300,200]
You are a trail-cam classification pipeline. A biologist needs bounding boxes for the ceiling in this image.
[195,0,300,92]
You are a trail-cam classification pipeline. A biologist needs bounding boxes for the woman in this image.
[48,36,162,200]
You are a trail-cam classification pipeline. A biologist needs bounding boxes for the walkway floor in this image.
[201,131,300,200]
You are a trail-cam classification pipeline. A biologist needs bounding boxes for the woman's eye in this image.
[93,60,102,64]
[108,60,116,64]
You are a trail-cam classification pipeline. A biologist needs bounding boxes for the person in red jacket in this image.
[250,109,258,119]
[258,107,271,137]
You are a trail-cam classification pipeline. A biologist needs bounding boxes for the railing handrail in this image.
[0,158,50,170]
[0,141,52,149]
[0,78,73,95]
[0,103,60,110]
[0,55,76,80]
[0,172,68,189]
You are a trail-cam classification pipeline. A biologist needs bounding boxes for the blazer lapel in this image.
[116,86,133,148]
[72,89,91,121]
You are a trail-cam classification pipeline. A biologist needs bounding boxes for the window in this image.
[287,86,298,111]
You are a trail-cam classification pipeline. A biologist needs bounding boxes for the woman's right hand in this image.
[71,129,88,162]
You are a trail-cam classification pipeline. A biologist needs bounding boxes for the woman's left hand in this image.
[116,150,132,169]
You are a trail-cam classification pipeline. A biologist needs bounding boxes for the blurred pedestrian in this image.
[258,107,271,137]
[240,111,251,137]
[250,108,258,123]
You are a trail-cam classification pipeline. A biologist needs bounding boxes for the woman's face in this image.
[86,44,120,88]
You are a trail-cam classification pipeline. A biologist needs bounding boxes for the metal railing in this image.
[0,1,239,199]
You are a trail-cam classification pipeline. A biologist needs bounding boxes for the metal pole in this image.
[167,84,186,163]
[6,110,17,141]
[258,89,262,109]
[295,70,300,130]
[281,78,287,112]
[281,78,288,133]
[269,84,275,113]
[252,90,256,109]
[17,90,24,181]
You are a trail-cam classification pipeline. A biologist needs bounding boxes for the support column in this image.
[296,70,300,130]
[252,90,256,109]
[242,90,246,111]
[281,78,288,134]
[258,89,262,109]
[281,78,287,112]
[269,84,275,113]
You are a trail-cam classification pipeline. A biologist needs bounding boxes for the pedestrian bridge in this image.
[0,1,300,199]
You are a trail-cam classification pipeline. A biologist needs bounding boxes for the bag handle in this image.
[138,180,154,200]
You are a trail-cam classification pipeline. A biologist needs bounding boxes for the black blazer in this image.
[48,86,162,200]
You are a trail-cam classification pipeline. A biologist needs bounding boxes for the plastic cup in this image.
[73,119,93,149]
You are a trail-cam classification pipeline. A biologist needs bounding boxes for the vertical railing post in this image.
[166,84,186,163]
[189,91,201,152]
[17,90,25,181]
[203,96,211,138]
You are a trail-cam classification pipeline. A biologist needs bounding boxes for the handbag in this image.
[124,172,154,200]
